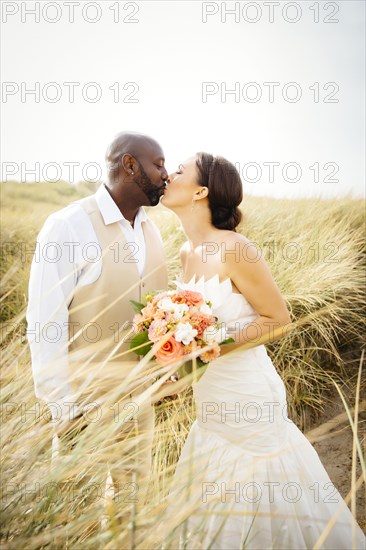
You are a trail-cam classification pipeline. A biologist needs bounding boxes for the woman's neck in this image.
[177,207,217,251]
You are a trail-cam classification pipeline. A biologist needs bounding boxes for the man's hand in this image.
[162,375,179,399]
[151,372,180,404]
[150,370,195,405]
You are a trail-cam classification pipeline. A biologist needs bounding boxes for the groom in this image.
[26,131,169,510]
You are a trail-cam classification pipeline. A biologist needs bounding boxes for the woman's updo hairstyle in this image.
[195,152,243,231]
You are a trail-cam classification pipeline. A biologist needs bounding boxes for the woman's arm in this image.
[221,233,292,353]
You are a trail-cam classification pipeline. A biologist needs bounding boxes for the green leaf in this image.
[196,357,206,367]
[129,299,145,314]
[177,358,209,385]
[129,330,152,356]
[177,360,193,377]
[221,337,235,345]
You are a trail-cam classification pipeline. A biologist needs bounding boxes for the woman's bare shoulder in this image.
[179,240,190,253]
[218,230,253,247]
[179,240,190,263]
[219,231,265,271]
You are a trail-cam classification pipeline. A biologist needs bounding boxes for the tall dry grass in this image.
[1,181,365,548]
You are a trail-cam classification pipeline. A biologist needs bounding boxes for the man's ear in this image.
[121,153,137,175]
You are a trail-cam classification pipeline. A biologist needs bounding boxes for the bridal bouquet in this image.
[129,289,233,368]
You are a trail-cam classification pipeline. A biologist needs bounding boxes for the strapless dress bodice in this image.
[174,273,259,329]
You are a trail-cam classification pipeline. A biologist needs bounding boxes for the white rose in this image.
[199,303,213,315]
[175,322,198,345]
[172,303,189,320]
[157,297,175,311]
[202,324,227,344]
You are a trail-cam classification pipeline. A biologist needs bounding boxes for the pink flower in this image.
[141,301,156,321]
[133,313,145,331]
[153,291,172,302]
[183,339,199,356]
[154,309,166,320]
[189,312,216,338]
[148,319,168,342]
[155,337,184,365]
[165,312,175,324]
[199,342,220,363]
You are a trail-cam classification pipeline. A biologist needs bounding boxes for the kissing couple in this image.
[27,132,365,548]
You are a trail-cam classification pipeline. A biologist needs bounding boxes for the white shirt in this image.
[26,184,163,422]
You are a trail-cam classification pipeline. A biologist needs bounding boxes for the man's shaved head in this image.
[105,131,164,178]
[104,131,168,209]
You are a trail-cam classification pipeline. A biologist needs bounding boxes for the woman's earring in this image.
[131,171,134,175]
[190,199,196,212]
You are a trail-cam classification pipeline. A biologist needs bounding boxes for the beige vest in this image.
[67,195,168,402]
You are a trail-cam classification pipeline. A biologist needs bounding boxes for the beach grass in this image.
[1,181,365,548]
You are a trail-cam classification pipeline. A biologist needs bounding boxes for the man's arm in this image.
[26,215,81,425]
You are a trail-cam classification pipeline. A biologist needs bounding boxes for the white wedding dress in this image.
[160,274,365,550]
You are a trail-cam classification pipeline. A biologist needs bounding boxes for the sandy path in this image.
[305,386,366,534]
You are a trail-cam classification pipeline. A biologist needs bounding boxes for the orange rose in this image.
[155,337,184,365]
[172,290,204,307]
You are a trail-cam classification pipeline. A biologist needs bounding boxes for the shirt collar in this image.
[95,183,148,226]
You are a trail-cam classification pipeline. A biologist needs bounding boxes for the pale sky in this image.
[1,0,365,199]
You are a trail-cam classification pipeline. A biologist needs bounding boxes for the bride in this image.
[154,153,365,549]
